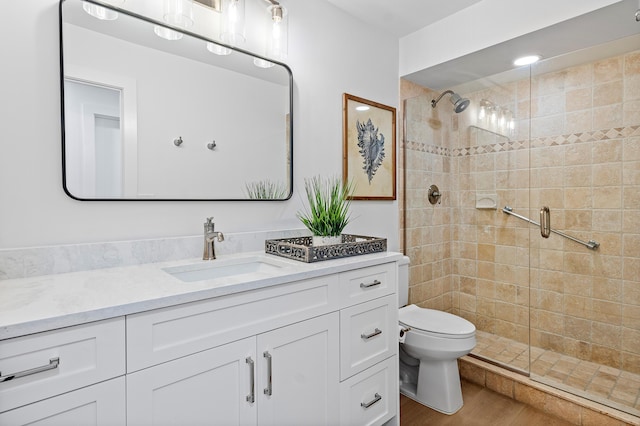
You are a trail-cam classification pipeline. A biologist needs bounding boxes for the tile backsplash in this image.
[0,229,308,280]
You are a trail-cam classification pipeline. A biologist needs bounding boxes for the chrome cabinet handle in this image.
[246,357,255,403]
[540,206,551,238]
[263,351,272,396]
[360,280,381,289]
[361,393,382,409]
[361,328,382,340]
[0,357,60,383]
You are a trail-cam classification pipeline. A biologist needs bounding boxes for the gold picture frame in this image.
[342,93,396,200]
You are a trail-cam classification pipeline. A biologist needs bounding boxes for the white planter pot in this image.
[312,235,342,246]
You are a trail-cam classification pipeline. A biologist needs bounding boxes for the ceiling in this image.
[325,0,482,38]
[326,0,640,90]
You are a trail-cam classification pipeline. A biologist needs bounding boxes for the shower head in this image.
[431,90,470,113]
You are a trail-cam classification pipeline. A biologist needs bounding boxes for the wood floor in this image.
[400,380,574,426]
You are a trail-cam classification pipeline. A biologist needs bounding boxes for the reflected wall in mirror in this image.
[60,0,293,200]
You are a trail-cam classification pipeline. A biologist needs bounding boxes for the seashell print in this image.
[356,118,386,183]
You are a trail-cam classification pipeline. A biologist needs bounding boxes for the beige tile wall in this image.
[400,49,640,373]
[401,80,455,312]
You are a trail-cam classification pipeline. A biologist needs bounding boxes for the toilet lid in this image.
[399,304,475,337]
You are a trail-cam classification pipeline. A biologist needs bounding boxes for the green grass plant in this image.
[297,175,354,237]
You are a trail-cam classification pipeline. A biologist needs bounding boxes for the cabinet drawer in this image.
[0,376,126,426]
[339,356,397,426]
[0,317,125,413]
[338,263,396,307]
[340,294,396,380]
[127,275,339,372]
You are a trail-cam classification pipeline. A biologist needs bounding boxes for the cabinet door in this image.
[257,313,339,426]
[127,337,257,426]
[0,377,125,426]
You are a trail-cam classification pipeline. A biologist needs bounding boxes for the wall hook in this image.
[207,141,217,150]
[173,136,183,147]
[428,184,442,205]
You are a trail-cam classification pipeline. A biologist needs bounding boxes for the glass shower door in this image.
[527,37,640,416]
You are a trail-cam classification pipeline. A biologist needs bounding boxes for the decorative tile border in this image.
[403,140,451,156]
[404,125,640,158]
[530,125,640,149]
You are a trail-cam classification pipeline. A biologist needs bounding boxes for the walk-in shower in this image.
[401,23,640,421]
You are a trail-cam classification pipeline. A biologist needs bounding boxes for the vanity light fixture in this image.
[154,26,184,40]
[220,0,246,47]
[477,99,515,137]
[206,42,231,55]
[513,54,541,66]
[155,0,194,41]
[82,0,125,21]
[207,0,245,56]
[163,0,194,28]
[253,0,288,68]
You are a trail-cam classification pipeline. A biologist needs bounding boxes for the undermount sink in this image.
[163,256,293,282]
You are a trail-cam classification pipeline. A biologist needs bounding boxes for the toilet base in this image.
[399,358,463,415]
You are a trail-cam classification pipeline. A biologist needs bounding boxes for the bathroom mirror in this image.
[60,0,292,200]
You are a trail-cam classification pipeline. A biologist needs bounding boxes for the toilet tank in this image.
[398,256,410,307]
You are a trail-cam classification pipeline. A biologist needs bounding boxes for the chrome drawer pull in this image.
[0,357,60,383]
[360,280,381,289]
[263,351,272,396]
[361,328,382,340]
[361,393,382,409]
[246,357,255,403]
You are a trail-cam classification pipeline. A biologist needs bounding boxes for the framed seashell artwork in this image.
[342,93,396,200]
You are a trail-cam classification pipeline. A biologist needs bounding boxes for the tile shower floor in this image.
[473,330,640,416]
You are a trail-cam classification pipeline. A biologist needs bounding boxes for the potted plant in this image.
[297,175,354,246]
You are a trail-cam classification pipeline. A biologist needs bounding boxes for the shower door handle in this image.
[539,206,551,238]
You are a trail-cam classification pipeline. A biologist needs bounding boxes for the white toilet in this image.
[397,257,476,415]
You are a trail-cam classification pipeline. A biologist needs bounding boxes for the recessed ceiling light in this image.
[355,106,370,111]
[513,55,541,66]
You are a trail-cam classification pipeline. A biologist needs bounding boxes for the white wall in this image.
[0,0,399,250]
[399,0,622,77]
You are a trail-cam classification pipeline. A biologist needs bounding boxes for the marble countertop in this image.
[0,250,403,340]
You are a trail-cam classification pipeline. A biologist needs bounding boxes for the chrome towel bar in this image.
[502,206,600,251]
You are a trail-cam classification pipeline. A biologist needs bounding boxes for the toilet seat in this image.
[399,304,475,339]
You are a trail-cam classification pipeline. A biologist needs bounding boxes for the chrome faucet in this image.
[203,217,224,260]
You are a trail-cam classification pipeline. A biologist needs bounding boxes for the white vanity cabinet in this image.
[255,313,339,426]
[337,264,398,426]
[125,261,398,426]
[126,275,341,426]
[0,255,400,426]
[0,378,126,425]
[0,318,126,426]
[127,314,340,426]
[127,336,258,425]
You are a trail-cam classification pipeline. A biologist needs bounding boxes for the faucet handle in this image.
[204,217,215,231]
